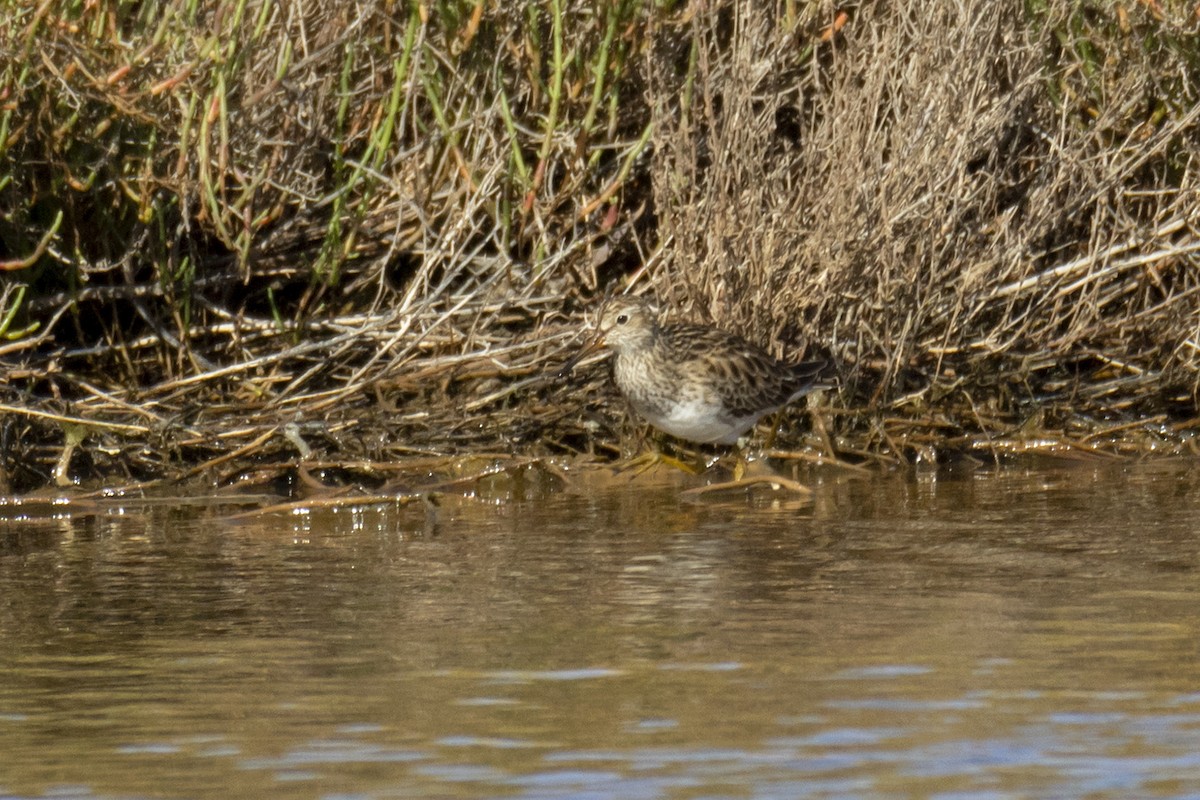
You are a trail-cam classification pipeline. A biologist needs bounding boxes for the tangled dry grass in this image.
[1,0,1199,492]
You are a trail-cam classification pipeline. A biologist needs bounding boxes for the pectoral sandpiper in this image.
[558,296,826,453]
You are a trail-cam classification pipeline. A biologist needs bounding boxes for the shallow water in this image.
[3,461,1200,798]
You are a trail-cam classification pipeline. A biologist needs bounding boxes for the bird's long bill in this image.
[556,333,607,380]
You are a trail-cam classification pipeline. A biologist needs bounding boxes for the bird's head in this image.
[557,296,659,377]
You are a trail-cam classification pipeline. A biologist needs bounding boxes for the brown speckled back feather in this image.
[656,324,825,419]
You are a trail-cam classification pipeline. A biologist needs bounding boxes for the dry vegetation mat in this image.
[2,0,1200,492]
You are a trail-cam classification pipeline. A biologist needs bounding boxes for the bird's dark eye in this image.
[616,313,629,325]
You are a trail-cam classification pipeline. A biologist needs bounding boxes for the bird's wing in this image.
[661,324,811,418]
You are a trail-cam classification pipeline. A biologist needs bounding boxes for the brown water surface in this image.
[3,462,1200,798]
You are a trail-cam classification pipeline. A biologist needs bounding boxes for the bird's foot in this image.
[619,449,704,477]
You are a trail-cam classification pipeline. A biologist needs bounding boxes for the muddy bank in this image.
[2,1,1198,491]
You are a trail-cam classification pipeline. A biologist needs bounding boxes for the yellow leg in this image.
[732,453,747,482]
[762,414,781,449]
[619,449,703,477]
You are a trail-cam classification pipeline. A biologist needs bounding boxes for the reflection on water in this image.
[3,461,1200,798]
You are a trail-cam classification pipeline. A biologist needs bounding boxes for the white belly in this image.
[633,397,758,445]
